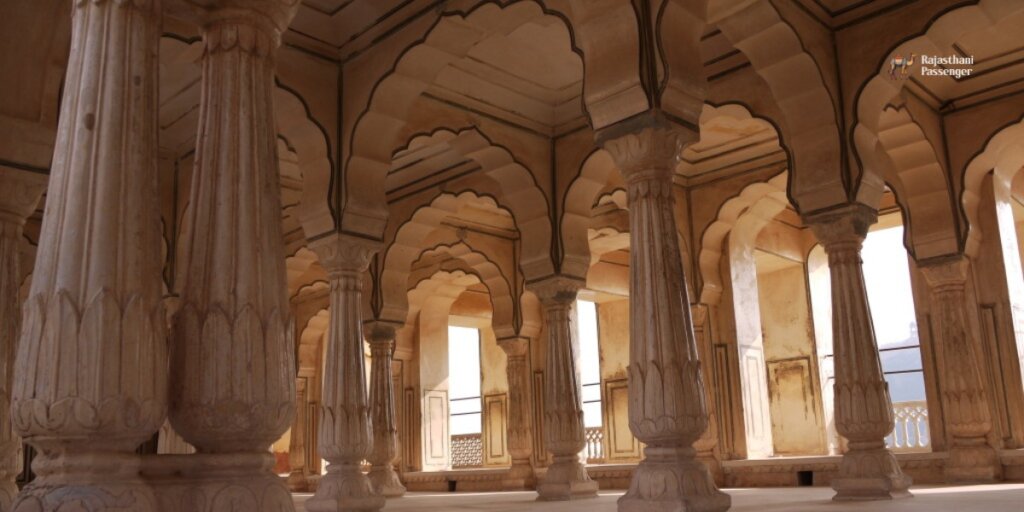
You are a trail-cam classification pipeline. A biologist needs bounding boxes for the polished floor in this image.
[293,484,1024,511]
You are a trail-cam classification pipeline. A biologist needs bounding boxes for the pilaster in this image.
[919,257,1000,482]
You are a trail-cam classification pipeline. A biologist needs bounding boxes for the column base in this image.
[0,477,17,512]
[140,452,294,511]
[619,446,730,512]
[536,455,597,501]
[832,445,912,501]
[945,440,1001,483]
[288,470,310,492]
[367,464,406,497]
[696,450,724,487]
[306,463,384,512]
[502,459,535,490]
[14,452,158,512]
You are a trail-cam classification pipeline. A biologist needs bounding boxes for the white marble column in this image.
[531,277,598,501]
[603,120,730,512]
[288,379,310,491]
[0,169,45,510]
[920,257,1000,482]
[10,1,168,510]
[805,204,912,500]
[366,322,406,498]
[168,2,299,509]
[499,336,535,490]
[306,235,385,512]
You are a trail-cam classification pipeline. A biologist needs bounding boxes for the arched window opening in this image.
[447,324,484,469]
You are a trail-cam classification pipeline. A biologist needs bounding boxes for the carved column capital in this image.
[364,321,397,346]
[0,168,45,227]
[528,276,583,309]
[599,114,696,183]
[497,336,530,358]
[919,257,969,292]
[804,203,878,250]
[310,234,381,277]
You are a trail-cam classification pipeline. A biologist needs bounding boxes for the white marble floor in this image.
[293,484,1024,511]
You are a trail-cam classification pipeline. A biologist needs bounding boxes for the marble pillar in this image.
[366,322,406,498]
[498,336,536,490]
[603,120,730,512]
[10,1,168,509]
[0,170,45,510]
[805,204,912,500]
[920,257,1000,482]
[531,277,598,501]
[306,234,385,512]
[288,379,310,492]
[168,2,299,509]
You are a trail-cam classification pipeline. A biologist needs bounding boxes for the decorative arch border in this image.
[961,115,1024,256]
[697,171,789,305]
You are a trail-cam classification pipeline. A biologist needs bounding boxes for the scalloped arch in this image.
[698,172,789,305]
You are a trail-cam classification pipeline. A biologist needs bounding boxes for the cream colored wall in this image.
[756,261,827,456]
[596,299,642,462]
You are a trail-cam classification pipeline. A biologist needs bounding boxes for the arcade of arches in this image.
[4,1,1024,511]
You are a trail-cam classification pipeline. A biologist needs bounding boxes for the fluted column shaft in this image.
[168,4,299,510]
[10,1,167,510]
[307,236,384,512]
[499,337,535,489]
[0,171,45,511]
[366,323,406,498]
[532,277,597,500]
[806,204,911,500]
[920,258,999,482]
[603,122,729,512]
[287,379,309,491]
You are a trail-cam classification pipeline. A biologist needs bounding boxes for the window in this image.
[576,300,603,427]
[448,326,482,436]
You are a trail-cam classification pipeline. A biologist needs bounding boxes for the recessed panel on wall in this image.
[422,389,448,470]
[482,393,510,466]
[766,357,826,455]
[603,378,641,462]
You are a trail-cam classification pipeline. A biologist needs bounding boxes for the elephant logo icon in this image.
[889,53,917,79]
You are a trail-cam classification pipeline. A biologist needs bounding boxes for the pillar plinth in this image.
[530,277,598,501]
[10,1,168,510]
[498,337,536,490]
[366,322,406,498]
[603,121,729,512]
[920,257,1000,482]
[306,235,385,512]
[0,170,45,510]
[805,204,912,501]
[168,2,299,509]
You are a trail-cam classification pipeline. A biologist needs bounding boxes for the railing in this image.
[584,426,605,464]
[451,433,483,468]
[885,400,930,452]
